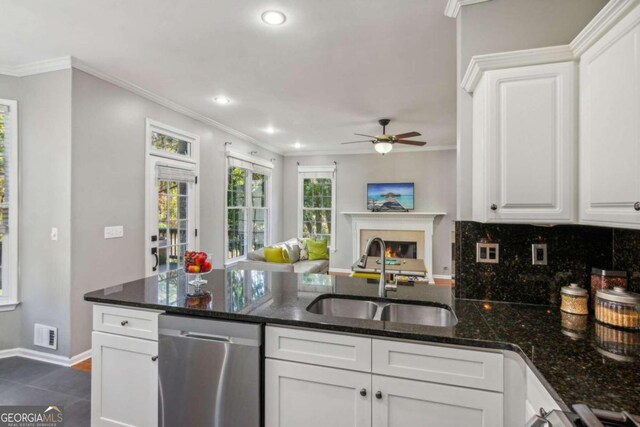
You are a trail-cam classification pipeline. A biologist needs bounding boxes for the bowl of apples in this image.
[184,251,213,297]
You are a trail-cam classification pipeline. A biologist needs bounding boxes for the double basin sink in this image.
[307,295,458,327]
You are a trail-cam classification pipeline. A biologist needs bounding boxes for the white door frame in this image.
[144,119,200,277]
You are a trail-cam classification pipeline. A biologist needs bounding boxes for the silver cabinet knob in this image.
[375,391,382,399]
[151,355,158,362]
[634,202,640,211]
[360,388,367,397]
[120,320,129,326]
[490,204,498,211]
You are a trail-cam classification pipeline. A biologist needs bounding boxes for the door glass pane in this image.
[155,171,192,277]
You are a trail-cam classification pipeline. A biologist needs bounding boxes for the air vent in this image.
[34,324,58,350]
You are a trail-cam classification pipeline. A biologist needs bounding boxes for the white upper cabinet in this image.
[578,1,640,228]
[465,55,577,224]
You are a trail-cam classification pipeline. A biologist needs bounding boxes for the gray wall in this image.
[69,69,283,355]
[455,0,608,219]
[283,150,456,276]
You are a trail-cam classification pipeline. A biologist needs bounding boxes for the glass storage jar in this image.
[595,287,640,330]
[560,284,589,315]
[595,322,639,362]
[590,268,627,309]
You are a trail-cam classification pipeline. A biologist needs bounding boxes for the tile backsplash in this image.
[454,221,640,305]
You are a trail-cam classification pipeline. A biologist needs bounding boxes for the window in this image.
[226,152,273,262]
[298,165,337,251]
[0,100,18,311]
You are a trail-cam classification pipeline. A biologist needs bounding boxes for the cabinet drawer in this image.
[372,339,503,392]
[93,304,161,341]
[266,326,372,372]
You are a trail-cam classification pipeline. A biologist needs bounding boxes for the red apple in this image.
[201,261,212,273]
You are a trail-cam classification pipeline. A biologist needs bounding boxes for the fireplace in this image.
[367,240,418,259]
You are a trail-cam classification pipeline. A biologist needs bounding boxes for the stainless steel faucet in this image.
[363,237,395,298]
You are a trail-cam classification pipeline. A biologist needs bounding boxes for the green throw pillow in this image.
[307,239,329,260]
[264,247,287,263]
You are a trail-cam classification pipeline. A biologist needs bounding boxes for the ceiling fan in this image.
[340,119,427,154]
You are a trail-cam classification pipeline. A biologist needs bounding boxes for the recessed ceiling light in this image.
[294,142,301,149]
[265,127,276,134]
[261,10,286,25]
[213,96,231,105]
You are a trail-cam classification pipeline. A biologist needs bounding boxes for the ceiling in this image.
[0,0,457,155]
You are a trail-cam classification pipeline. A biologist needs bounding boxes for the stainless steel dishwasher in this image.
[158,314,262,427]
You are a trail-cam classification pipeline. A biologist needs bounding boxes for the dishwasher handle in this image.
[182,331,230,342]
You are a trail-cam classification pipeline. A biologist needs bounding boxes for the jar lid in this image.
[561,283,588,296]
[591,268,627,278]
[596,287,640,304]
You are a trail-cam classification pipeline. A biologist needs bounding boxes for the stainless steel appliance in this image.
[158,314,261,427]
[526,404,640,426]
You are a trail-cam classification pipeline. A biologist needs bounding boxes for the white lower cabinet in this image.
[372,375,502,427]
[91,305,160,427]
[265,359,371,427]
[265,326,505,427]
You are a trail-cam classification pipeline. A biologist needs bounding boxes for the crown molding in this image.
[282,144,456,157]
[461,45,575,93]
[0,56,72,77]
[71,58,281,154]
[444,0,491,18]
[570,0,640,56]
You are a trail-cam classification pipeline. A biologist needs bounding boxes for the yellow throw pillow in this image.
[307,239,329,261]
[264,246,287,263]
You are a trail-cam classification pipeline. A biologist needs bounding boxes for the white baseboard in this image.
[0,347,91,367]
[433,274,453,280]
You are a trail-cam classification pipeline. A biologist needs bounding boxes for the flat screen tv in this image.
[367,183,414,211]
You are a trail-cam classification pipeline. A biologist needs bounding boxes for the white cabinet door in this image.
[473,61,576,223]
[91,332,158,427]
[265,359,371,427]
[579,4,640,228]
[372,375,503,427]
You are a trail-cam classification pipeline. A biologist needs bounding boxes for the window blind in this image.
[227,152,273,175]
[156,165,197,183]
[298,165,336,179]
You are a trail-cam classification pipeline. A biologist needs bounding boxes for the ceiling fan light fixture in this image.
[374,142,393,154]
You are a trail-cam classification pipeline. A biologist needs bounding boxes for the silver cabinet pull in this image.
[634,202,640,211]
[359,388,367,397]
[490,204,498,211]
[120,320,129,326]
[375,391,382,399]
[151,355,158,362]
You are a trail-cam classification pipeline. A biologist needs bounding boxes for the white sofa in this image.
[235,238,330,274]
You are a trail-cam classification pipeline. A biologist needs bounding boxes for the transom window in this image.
[151,131,191,157]
[298,165,337,251]
[226,152,273,262]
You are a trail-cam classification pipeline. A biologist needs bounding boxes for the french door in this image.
[146,156,198,278]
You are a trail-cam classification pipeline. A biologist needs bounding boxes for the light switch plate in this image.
[104,225,124,239]
[476,243,499,263]
[532,244,548,265]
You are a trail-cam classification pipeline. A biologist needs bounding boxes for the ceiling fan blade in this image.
[354,133,377,138]
[396,140,427,146]
[340,140,372,145]
[394,131,421,139]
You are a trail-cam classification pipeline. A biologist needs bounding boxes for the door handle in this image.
[151,247,159,272]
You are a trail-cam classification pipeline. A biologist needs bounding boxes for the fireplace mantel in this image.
[342,211,447,283]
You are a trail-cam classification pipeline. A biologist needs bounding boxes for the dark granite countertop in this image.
[84,269,640,413]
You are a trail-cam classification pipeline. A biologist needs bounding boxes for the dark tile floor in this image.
[0,357,90,427]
